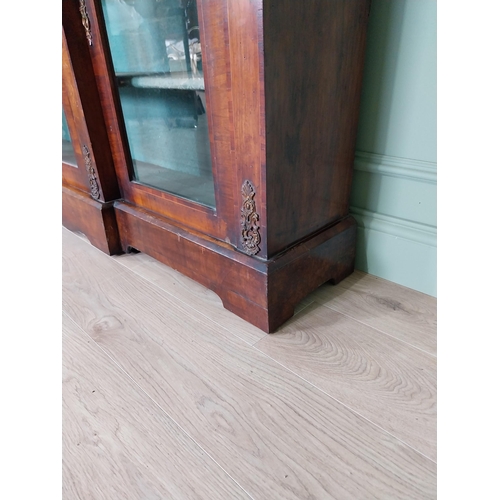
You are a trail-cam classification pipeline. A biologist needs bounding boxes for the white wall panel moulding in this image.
[354,151,437,183]
[350,206,437,247]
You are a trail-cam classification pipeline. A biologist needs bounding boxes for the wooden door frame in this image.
[81,0,257,244]
[62,1,121,254]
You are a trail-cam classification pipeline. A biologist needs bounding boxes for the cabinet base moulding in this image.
[62,185,122,255]
[114,201,357,333]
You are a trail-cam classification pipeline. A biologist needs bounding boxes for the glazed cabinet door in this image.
[78,0,240,243]
[62,32,94,197]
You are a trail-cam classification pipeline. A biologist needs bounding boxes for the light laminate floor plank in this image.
[310,271,437,355]
[63,228,437,500]
[254,302,437,461]
[62,312,251,500]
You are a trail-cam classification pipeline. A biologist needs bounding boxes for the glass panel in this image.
[102,0,215,208]
[62,108,78,167]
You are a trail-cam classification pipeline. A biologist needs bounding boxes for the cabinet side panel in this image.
[264,0,370,256]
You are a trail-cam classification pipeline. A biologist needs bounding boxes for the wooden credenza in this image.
[62,0,371,332]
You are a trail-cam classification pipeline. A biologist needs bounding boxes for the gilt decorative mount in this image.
[240,180,261,256]
[82,145,100,200]
[79,0,92,46]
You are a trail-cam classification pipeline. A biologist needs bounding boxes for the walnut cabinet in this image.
[62,0,371,332]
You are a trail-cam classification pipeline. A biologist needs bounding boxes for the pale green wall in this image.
[351,0,437,296]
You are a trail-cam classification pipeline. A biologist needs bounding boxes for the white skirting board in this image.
[350,151,437,297]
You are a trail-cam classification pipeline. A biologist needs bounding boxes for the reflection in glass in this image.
[62,109,77,167]
[102,0,215,208]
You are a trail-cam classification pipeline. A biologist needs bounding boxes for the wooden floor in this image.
[62,226,437,499]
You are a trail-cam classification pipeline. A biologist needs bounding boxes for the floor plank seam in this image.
[318,301,437,358]
[63,234,130,286]
[251,345,437,465]
[289,300,316,321]
[63,312,257,500]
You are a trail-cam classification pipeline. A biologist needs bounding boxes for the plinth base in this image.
[114,201,356,333]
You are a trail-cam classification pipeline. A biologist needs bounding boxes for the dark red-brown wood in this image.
[264,0,370,256]
[62,43,88,195]
[62,3,120,202]
[62,0,370,332]
[62,0,121,254]
[114,201,356,332]
[63,186,121,256]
